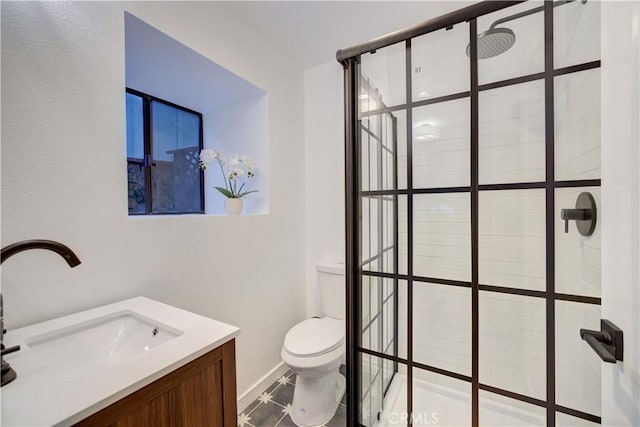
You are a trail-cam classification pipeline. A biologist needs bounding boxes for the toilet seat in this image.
[284,318,344,357]
[283,318,344,357]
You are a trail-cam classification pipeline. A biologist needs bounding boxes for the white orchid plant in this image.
[199,149,258,199]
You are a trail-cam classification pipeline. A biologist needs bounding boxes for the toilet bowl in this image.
[281,261,346,427]
[281,317,346,427]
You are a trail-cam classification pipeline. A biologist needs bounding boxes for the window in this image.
[126,88,204,215]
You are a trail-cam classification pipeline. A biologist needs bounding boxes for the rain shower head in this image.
[465,27,516,59]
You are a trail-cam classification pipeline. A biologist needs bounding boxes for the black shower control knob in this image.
[560,192,597,236]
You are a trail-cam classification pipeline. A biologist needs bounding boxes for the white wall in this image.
[601,2,640,425]
[0,1,305,401]
[303,61,345,316]
[205,95,270,215]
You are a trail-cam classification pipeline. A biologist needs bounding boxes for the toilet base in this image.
[290,370,346,427]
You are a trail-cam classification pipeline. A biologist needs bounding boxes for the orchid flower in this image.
[199,150,258,199]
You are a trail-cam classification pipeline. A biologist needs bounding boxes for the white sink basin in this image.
[25,310,182,368]
[1,297,239,427]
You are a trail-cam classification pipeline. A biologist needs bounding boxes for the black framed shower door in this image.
[340,1,603,426]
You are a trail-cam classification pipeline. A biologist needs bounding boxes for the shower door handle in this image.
[580,319,623,363]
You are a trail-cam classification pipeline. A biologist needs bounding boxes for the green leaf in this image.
[214,187,234,198]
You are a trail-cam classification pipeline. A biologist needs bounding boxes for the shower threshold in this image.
[375,373,546,426]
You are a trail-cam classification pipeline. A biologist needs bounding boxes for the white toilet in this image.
[281,262,346,427]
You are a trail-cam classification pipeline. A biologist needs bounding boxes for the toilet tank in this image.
[317,261,345,320]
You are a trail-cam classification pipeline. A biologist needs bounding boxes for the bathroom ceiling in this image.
[226,1,473,69]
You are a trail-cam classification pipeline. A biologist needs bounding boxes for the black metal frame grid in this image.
[126,87,205,215]
[341,1,602,426]
[359,71,402,424]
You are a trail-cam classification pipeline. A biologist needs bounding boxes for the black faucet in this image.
[0,240,81,387]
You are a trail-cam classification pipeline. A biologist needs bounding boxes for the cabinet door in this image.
[74,341,236,427]
[176,360,224,427]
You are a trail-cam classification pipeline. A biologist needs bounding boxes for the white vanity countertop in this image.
[1,297,240,426]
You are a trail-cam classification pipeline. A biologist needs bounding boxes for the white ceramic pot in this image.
[224,198,243,215]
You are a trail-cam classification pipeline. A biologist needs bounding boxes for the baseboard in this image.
[237,361,289,414]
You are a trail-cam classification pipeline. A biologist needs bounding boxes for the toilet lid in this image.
[284,318,344,357]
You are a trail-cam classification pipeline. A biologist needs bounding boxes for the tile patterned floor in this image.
[238,366,346,427]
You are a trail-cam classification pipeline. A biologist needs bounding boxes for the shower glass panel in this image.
[412,99,470,189]
[479,189,546,291]
[479,391,546,426]
[554,68,601,181]
[413,193,471,281]
[413,282,471,376]
[359,41,406,425]
[479,80,546,185]
[345,2,602,426]
[411,22,470,101]
[476,2,545,85]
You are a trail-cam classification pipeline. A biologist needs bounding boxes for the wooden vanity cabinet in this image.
[74,339,237,427]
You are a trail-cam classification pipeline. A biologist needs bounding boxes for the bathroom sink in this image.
[1,296,239,427]
[25,311,182,368]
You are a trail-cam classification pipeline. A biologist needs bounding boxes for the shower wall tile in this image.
[395,110,408,190]
[397,281,408,360]
[479,80,546,184]
[555,187,601,297]
[412,98,470,189]
[479,189,546,291]
[361,196,370,264]
[556,300,601,417]
[479,292,546,400]
[398,195,408,275]
[554,0,601,69]
[413,193,471,281]
[555,68,601,181]
[413,282,472,376]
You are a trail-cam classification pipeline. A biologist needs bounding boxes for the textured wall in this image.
[0,1,305,399]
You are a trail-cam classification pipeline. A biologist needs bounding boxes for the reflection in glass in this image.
[126,93,146,213]
[150,101,202,214]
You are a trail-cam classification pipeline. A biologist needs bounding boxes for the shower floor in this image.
[375,373,545,427]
